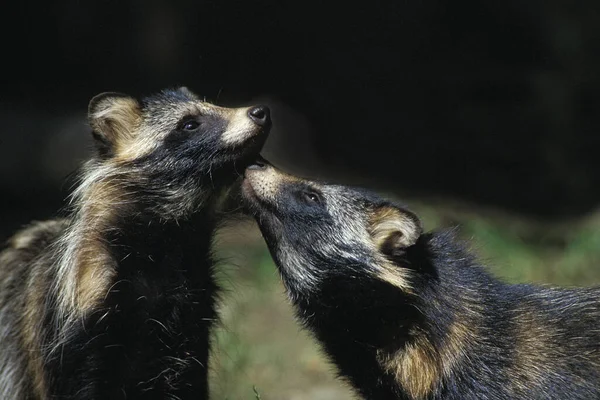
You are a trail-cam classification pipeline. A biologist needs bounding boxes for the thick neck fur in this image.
[289,230,600,400]
[39,163,224,398]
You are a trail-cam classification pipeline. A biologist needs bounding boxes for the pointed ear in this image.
[368,205,422,257]
[88,92,141,158]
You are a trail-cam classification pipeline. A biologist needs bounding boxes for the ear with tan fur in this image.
[368,206,422,257]
[88,92,141,158]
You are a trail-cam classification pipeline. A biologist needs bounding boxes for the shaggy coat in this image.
[0,87,270,399]
[242,162,600,400]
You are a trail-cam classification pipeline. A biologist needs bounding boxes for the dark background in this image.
[2,0,600,241]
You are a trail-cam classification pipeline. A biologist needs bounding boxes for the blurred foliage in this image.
[209,203,600,399]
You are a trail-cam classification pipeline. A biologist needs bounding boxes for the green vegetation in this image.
[209,203,600,399]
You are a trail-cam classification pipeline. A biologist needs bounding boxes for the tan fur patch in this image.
[378,322,473,399]
[75,239,117,312]
[379,334,440,399]
[71,182,120,313]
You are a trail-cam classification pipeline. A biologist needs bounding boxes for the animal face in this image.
[84,87,271,218]
[241,161,422,296]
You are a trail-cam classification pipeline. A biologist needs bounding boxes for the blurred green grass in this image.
[209,202,600,399]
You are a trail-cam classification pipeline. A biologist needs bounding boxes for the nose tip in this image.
[248,105,271,127]
[246,156,270,171]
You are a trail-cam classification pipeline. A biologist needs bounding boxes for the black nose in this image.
[248,105,271,127]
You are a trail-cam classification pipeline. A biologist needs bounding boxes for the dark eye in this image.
[302,190,322,204]
[181,120,200,131]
